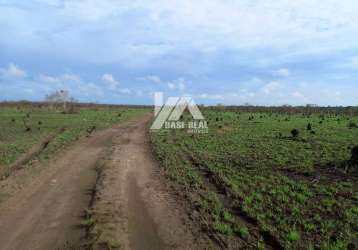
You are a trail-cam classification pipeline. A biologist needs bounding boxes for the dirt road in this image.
[0,115,199,250]
[88,115,199,250]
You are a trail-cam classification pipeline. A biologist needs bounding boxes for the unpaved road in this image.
[0,115,200,250]
[89,115,199,250]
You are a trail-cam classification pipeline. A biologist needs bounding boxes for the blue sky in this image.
[0,0,357,106]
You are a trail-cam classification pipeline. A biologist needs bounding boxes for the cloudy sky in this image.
[0,0,358,106]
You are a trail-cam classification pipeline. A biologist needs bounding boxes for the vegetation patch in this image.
[151,109,358,249]
[0,104,148,178]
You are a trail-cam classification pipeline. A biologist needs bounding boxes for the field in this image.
[0,105,148,177]
[1,104,357,250]
[151,110,358,249]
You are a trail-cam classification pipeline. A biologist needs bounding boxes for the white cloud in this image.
[101,73,119,90]
[119,88,131,94]
[39,74,62,84]
[101,73,116,84]
[23,88,34,94]
[168,82,176,89]
[62,0,123,22]
[62,73,81,82]
[58,0,358,50]
[139,75,162,84]
[0,63,26,78]
[167,77,187,91]
[178,82,185,91]
[291,91,304,98]
[3,0,357,66]
[38,73,80,87]
[101,73,132,94]
[77,82,103,97]
[38,73,104,99]
[273,68,290,77]
[262,81,281,94]
[197,93,223,100]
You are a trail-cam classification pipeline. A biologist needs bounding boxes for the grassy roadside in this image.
[0,106,148,178]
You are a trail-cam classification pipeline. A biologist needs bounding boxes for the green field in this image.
[151,110,358,249]
[0,105,148,177]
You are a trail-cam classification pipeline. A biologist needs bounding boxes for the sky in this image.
[0,0,358,106]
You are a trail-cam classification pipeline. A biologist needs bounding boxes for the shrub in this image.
[22,117,31,132]
[213,222,233,236]
[291,129,300,138]
[348,122,358,129]
[287,230,300,242]
[237,226,249,239]
[351,146,358,163]
[307,123,312,131]
[87,125,96,134]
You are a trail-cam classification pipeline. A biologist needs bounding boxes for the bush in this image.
[287,230,300,242]
[307,123,312,131]
[351,146,358,163]
[291,129,300,138]
[237,226,249,239]
[348,122,358,129]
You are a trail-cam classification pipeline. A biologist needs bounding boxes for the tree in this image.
[45,90,76,111]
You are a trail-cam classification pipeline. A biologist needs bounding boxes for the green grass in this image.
[151,110,358,249]
[0,105,148,174]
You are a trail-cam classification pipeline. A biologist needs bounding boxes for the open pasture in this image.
[151,109,358,249]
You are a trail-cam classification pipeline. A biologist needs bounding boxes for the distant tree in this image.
[45,90,76,112]
[306,104,318,107]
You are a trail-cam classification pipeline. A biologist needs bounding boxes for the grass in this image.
[151,110,358,249]
[0,105,148,176]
